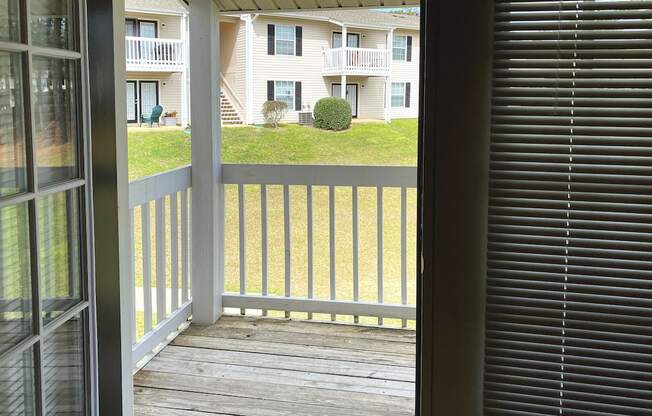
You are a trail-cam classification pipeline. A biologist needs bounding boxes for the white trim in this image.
[273,80,297,111]
[128,165,191,207]
[274,23,297,56]
[392,34,408,61]
[242,14,254,124]
[391,81,407,108]
[222,295,416,320]
[132,301,192,365]
[125,7,187,17]
[241,12,419,31]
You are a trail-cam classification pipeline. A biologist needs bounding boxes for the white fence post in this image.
[190,0,223,325]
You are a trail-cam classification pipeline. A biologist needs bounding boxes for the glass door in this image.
[126,81,137,123]
[0,0,94,414]
[138,81,158,121]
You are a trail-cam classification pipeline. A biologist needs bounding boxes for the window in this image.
[486,2,652,416]
[391,82,405,107]
[275,25,295,56]
[393,35,407,61]
[275,81,295,110]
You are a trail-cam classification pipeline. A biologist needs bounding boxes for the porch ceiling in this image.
[211,0,420,12]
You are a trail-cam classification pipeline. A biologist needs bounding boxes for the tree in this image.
[262,100,288,128]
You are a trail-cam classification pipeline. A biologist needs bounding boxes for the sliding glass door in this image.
[0,0,94,414]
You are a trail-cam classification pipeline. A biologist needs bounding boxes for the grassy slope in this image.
[129,120,418,330]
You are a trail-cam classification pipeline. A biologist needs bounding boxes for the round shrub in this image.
[313,97,352,131]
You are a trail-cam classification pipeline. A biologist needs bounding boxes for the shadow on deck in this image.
[134,315,416,415]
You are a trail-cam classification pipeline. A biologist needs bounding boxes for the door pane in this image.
[139,82,158,119]
[331,84,341,98]
[139,21,156,38]
[0,349,36,415]
[30,0,75,50]
[332,33,342,48]
[0,51,27,197]
[347,34,359,48]
[126,82,136,122]
[0,203,31,356]
[0,0,20,42]
[38,189,81,323]
[125,19,137,37]
[42,314,84,415]
[32,56,78,186]
[346,85,357,117]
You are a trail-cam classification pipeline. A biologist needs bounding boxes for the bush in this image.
[313,97,352,131]
[262,100,288,128]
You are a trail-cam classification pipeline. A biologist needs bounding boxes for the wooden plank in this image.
[159,345,414,381]
[155,197,166,323]
[172,334,414,368]
[329,185,336,321]
[222,164,417,188]
[129,166,191,208]
[135,404,234,416]
[306,185,313,320]
[401,186,408,328]
[207,315,415,343]
[260,185,268,316]
[143,357,414,397]
[141,203,152,333]
[352,185,359,323]
[170,193,179,311]
[283,184,291,318]
[183,324,415,355]
[134,387,411,416]
[135,371,414,415]
[238,184,246,315]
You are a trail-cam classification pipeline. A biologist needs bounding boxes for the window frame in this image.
[274,80,296,111]
[393,35,408,61]
[275,24,296,56]
[391,82,406,108]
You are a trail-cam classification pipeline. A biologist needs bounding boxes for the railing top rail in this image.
[222,164,416,188]
[129,165,191,208]
[125,36,184,43]
[324,46,389,53]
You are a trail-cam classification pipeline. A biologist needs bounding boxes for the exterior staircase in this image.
[220,91,243,125]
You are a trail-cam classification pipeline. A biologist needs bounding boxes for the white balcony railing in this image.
[128,163,417,366]
[323,47,391,76]
[125,36,185,72]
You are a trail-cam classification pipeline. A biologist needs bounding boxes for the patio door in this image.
[126,81,137,123]
[331,83,358,117]
[0,0,95,414]
[332,32,360,48]
[138,81,159,121]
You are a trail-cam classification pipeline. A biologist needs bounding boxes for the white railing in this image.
[323,47,391,76]
[125,36,185,72]
[128,166,192,366]
[222,164,417,326]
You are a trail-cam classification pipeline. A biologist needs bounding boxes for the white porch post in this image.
[242,14,254,125]
[340,75,347,99]
[190,0,224,324]
[385,28,394,123]
[341,25,348,80]
[181,12,190,127]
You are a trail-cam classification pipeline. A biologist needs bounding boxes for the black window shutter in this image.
[405,83,411,108]
[406,36,412,61]
[486,3,652,416]
[267,24,275,55]
[294,81,301,111]
[267,81,274,101]
[295,26,302,56]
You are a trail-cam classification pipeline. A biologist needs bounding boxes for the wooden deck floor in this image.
[134,315,416,416]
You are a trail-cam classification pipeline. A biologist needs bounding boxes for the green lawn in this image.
[129,120,418,330]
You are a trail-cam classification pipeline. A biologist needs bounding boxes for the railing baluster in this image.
[181,189,189,303]
[155,197,166,324]
[401,187,408,328]
[141,203,152,334]
[170,192,179,311]
[307,186,313,320]
[352,186,359,324]
[377,186,384,326]
[238,184,246,315]
[329,185,336,321]
[261,185,268,316]
[283,185,291,318]
[130,208,136,344]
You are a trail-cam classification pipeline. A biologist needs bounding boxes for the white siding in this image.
[390,30,419,119]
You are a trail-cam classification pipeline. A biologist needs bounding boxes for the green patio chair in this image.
[140,105,163,127]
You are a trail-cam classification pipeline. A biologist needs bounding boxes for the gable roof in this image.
[262,9,419,30]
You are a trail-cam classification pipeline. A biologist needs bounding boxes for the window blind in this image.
[485,1,652,415]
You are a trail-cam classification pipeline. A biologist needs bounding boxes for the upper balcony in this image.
[125,36,186,72]
[323,47,391,77]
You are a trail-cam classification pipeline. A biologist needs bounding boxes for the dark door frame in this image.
[330,82,359,118]
[137,80,159,120]
[125,18,158,38]
[126,80,138,123]
[332,31,360,48]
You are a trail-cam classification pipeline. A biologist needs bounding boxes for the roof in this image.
[125,0,187,14]
[218,1,419,13]
[260,9,419,30]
